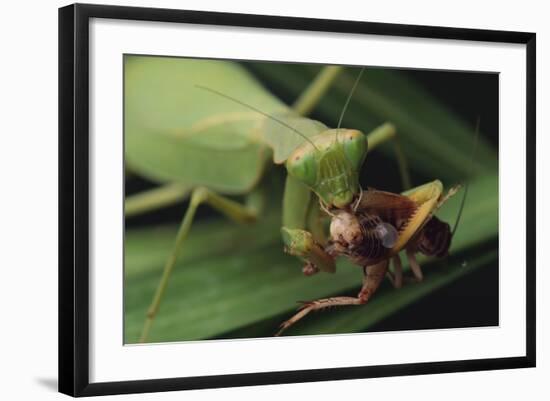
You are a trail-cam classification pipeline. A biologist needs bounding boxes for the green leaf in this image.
[124,174,497,343]
[124,56,288,193]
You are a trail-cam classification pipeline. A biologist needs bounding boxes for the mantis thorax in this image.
[286,129,368,208]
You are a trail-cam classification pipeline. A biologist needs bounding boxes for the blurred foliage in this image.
[247,63,497,182]
[124,56,498,343]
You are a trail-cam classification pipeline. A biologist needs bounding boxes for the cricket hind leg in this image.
[139,186,262,343]
[275,260,389,336]
[406,247,424,282]
[386,254,404,289]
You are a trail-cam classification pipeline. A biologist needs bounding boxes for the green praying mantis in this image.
[125,56,465,342]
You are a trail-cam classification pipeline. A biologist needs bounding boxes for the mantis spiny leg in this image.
[139,187,262,343]
[306,198,327,245]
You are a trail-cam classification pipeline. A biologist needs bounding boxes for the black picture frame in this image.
[59,3,536,397]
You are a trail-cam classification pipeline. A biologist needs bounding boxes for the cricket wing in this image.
[358,189,418,229]
[357,181,443,254]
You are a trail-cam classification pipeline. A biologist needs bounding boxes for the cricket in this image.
[124,56,493,343]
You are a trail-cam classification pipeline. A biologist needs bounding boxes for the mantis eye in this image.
[375,222,398,248]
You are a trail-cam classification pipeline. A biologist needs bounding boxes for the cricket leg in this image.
[139,187,262,343]
[275,260,388,336]
[406,248,424,282]
[386,254,404,289]
[438,185,462,207]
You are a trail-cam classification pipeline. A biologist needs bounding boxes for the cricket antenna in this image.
[336,67,365,131]
[451,117,480,237]
[195,85,319,150]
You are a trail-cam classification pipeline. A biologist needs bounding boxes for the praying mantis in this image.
[124,56,465,342]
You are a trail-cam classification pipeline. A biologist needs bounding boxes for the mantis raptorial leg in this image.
[306,198,327,245]
[139,187,263,342]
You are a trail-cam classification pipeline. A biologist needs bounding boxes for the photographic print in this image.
[59,4,535,395]
[123,56,499,344]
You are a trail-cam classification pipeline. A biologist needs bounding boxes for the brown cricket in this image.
[277,182,461,336]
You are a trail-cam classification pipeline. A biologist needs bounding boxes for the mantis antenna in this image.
[336,67,365,131]
[195,85,319,150]
[451,116,480,237]
[335,67,366,205]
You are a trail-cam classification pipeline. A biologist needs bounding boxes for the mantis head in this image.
[286,129,367,209]
[285,67,369,210]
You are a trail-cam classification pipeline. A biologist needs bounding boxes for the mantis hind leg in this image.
[139,187,262,343]
[276,260,389,336]
[366,123,411,190]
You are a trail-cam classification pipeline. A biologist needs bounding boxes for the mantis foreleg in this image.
[281,227,335,275]
[306,199,326,245]
[281,175,335,274]
[139,187,262,342]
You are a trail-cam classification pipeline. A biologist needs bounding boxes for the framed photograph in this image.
[58,3,536,397]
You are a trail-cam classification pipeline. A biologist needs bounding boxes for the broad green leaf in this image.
[125,56,288,193]
[124,174,497,343]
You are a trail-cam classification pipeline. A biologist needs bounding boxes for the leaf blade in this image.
[124,174,498,342]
